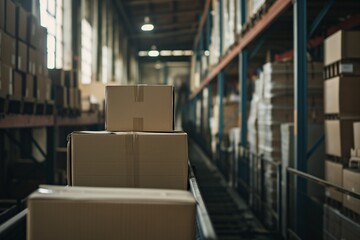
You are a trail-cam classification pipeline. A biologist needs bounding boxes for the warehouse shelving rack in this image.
[185,0,360,239]
[0,111,104,229]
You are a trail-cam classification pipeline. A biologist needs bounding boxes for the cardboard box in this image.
[0,0,5,30]
[68,131,188,190]
[28,47,36,75]
[27,185,196,240]
[26,74,34,98]
[324,76,360,116]
[325,160,343,202]
[325,119,358,158]
[0,31,16,67]
[343,168,360,214]
[16,40,27,73]
[106,85,174,131]
[27,15,38,47]
[325,30,360,65]
[16,5,27,42]
[13,70,22,98]
[0,63,12,96]
[5,0,16,37]
[49,69,65,86]
[354,122,360,150]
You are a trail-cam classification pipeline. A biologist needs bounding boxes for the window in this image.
[40,0,64,69]
[81,19,92,84]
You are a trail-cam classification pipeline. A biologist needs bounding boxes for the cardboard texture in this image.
[325,160,343,202]
[28,47,36,75]
[68,131,188,190]
[26,74,34,98]
[0,63,12,96]
[0,31,16,68]
[16,40,27,73]
[325,119,358,158]
[5,0,16,37]
[106,85,174,132]
[27,185,196,240]
[13,70,22,98]
[354,122,360,150]
[27,15,38,47]
[324,76,360,116]
[343,169,360,214]
[16,5,27,41]
[325,30,360,65]
[0,0,4,30]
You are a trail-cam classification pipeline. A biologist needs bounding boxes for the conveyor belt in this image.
[189,140,278,240]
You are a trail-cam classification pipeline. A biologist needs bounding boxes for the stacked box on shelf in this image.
[256,61,323,228]
[323,30,360,206]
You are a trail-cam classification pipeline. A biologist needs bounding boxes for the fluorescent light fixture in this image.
[148,50,159,57]
[141,16,154,31]
[138,51,148,56]
[148,45,159,57]
[184,50,193,56]
[204,50,210,56]
[160,50,172,56]
[172,50,184,56]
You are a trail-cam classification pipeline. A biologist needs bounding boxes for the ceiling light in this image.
[148,45,159,57]
[204,50,210,56]
[160,50,172,56]
[172,50,184,56]
[138,51,148,57]
[141,16,154,31]
[184,50,193,56]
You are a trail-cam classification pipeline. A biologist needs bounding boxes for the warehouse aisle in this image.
[189,140,277,240]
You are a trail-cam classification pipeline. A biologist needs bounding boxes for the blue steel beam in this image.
[294,0,307,238]
[240,0,247,150]
[308,0,335,38]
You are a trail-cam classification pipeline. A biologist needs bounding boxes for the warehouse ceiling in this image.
[118,0,205,51]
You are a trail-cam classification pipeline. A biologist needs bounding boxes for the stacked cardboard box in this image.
[0,1,50,106]
[323,30,360,205]
[68,85,188,189]
[255,61,323,228]
[28,186,196,240]
[28,85,195,239]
